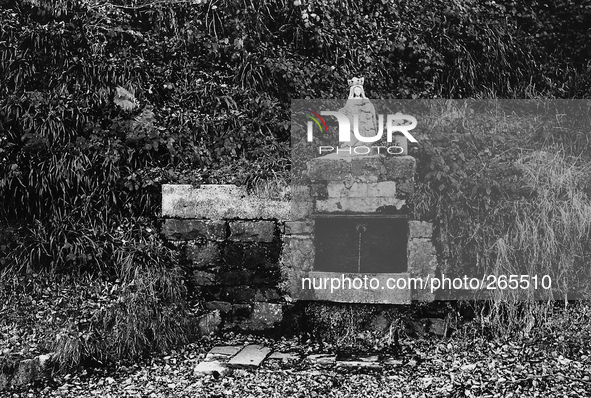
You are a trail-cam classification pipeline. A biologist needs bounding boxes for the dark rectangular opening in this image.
[313,216,408,273]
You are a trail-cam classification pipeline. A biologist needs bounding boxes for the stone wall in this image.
[161,179,438,331]
[162,185,289,331]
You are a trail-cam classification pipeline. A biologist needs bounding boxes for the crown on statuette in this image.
[347,77,364,87]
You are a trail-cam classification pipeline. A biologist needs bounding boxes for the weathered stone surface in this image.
[162,184,290,220]
[409,221,433,238]
[306,354,336,366]
[326,181,396,198]
[407,238,437,302]
[350,157,387,182]
[407,239,437,276]
[396,179,415,195]
[289,201,314,220]
[194,361,230,377]
[290,185,311,201]
[197,310,222,336]
[187,241,220,268]
[267,352,300,362]
[221,286,257,303]
[284,220,314,235]
[204,345,243,361]
[300,272,412,304]
[205,301,232,313]
[280,236,314,273]
[223,243,280,270]
[309,182,328,199]
[427,318,447,336]
[162,219,226,241]
[227,345,271,368]
[254,287,282,301]
[228,221,275,242]
[218,270,254,286]
[192,270,216,286]
[315,197,406,213]
[11,358,41,386]
[369,313,391,332]
[307,158,351,181]
[249,302,283,328]
[231,304,253,318]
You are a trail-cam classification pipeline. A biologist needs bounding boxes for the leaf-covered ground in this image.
[3,327,591,398]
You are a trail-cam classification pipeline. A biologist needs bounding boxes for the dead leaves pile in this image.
[1,326,588,398]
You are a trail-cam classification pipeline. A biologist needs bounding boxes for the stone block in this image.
[227,345,272,368]
[231,304,253,318]
[229,221,275,242]
[409,221,433,239]
[221,286,257,302]
[205,301,232,313]
[192,270,217,286]
[289,201,314,220]
[382,156,416,179]
[306,354,336,366]
[197,310,222,336]
[350,157,386,182]
[218,270,254,286]
[194,361,230,377]
[315,197,406,213]
[284,220,314,235]
[396,179,415,195]
[11,358,40,387]
[407,239,437,276]
[310,182,328,199]
[307,158,351,181]
[161,184,290,220]
[290,185,311,201]
[187,241,220,268]
[162,219,226,241]
[255,287,282,302]
[251,269,281,286]
[204,346,243,362]
[326,181,396,198]
[252,302,283,324]
[223,243,280,270]
[280,236,315,273]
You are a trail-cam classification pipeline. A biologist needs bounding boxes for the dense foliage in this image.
[1,0,591,366]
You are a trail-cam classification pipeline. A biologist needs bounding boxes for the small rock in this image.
[306,354,336,366]
[194,361,230,377]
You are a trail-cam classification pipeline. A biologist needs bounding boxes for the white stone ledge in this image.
[162,184,290,220]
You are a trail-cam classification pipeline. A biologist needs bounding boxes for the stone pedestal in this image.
[282,155,437,303]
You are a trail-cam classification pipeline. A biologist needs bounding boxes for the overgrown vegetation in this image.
[1,0,591,370]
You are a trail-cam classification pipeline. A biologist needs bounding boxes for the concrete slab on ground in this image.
[227,345,272,369]
[204,345,244,361]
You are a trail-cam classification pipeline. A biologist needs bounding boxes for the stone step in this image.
[195,344,398,377]
[227,344,272,369]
